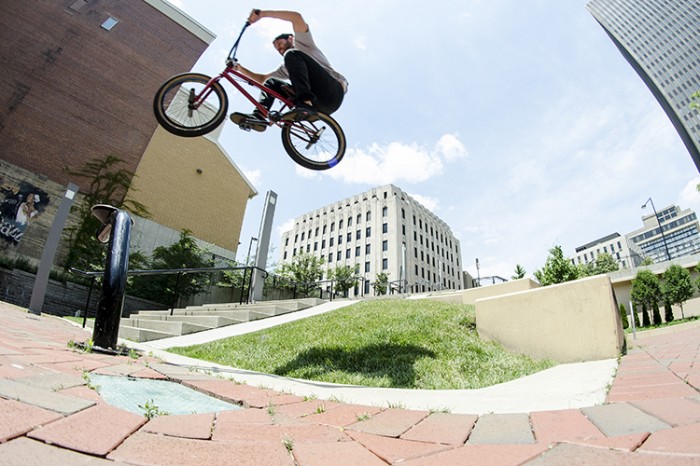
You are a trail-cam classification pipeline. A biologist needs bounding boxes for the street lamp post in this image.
[641,198,671,262]
[246,237,258,265]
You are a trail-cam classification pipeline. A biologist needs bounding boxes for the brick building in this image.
[0,0,212,185]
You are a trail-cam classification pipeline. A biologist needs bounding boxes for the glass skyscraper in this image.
[587,0,700,171]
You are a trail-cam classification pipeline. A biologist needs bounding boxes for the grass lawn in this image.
[170,299,555,390]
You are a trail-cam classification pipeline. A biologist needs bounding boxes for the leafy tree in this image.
[630,269,662,327]
[512,264,526,280]
[663,264,694,320]
[618,302,629,329]
[578,253,620,278]
[63,155,150,271]
[277,253,324,288]
[641,257,654,266]
[652,301,662,326]
[664,301,674,323]
[373,272,389,295]
[533,245,579,286]
[130,230,214,305]
[329,265,359,297]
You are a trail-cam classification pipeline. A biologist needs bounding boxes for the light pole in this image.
[641,198,671,262]
[246,236,258,265]
[475,258,480,287]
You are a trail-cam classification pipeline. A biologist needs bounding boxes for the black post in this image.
[92,207,132,351]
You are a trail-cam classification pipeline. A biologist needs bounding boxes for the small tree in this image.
[512,264,526,280]
[373,272,389,295]
[533,245,579,286]
[631,269,662,327]
[618,302,629,329]
[277,253,324,292]
[664,264,694,320]
[652,301,662,326]
[130,230,213,305]
[329,265,359,297]
[664,301,674,323]
[63,155,150,271]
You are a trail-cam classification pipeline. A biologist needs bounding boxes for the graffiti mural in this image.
[0,179,50,244]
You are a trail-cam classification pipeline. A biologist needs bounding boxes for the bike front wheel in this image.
[153,73,228,137]
[281,113,346,170]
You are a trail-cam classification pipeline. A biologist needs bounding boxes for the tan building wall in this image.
[476,275,624,364]
[126,127,256,253]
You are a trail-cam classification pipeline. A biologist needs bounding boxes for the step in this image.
[118,326,175,343]
[121,319,212,336]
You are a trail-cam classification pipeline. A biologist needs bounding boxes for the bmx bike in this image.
[153,21,346,171]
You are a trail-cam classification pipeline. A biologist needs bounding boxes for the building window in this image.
[366,227,371,237]
[328,253,333,263]
[330,237,334,247]
[366,211,371,221]
[365,262,370,273]
[101,16,119,31]
[356,230,361,240]
[382,258,388,270]
[366,244,371,254]
[382,240,388,251]
[337,251,342,261]
[331,222,335,232]
[382,206,388,217]
[338,235,343,245]
[382,223,388,234]
[355,246,361,256]
[347,232,352,242]
[348,216,353,227]
[346,249,351,259]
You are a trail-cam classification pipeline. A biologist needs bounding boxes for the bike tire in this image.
[280,112,346,170]
[153,73,228,138]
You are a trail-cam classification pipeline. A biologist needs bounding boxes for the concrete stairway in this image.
[97,298,326,343]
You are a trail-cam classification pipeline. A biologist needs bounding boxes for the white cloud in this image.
[242,168,262,187]
[325,134,467,185]
[435,133,468,161]
[354,35,367,51]
[276,218,295,236]
[408,193,440,212]
[677,176,700,214]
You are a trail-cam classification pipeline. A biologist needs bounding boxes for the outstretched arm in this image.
[248,9,309,33]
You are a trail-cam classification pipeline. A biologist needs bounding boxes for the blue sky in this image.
[167,0,700,280]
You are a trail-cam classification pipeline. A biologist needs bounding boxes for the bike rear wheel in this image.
[280,113,346,170]
[153,73,228,137]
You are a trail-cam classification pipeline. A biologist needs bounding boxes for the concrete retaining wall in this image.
[476,275,624,363]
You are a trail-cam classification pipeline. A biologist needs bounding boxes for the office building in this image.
[571,232,643,269]
[587,0,700,171]
[279,185,463,296]
[626,205,700,263]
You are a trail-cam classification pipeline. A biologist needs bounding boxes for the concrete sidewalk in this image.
[1,300,699,465]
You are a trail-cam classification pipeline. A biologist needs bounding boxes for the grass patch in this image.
[170,299,555,390]
[625,315,699,333]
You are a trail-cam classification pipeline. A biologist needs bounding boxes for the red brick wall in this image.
[0,0,209,188]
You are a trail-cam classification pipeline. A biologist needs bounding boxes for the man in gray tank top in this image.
[231,9,348,132]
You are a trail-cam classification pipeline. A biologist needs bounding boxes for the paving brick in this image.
[212,421,350,444]
[631,398,700,426]
[301,402,383,427]
[273,399,342,421]
[348,430,452,463]
[638,422,700,454]
[0,399,63,442]
[566,432,649,452]
[28,403,146,456]
[400,412,478,445]
[346,408,430,437]
[467,413,535,445]
[292,440,388,466]
[401,444,548,466]
[0,378,95,415]
[128,367,169,379]
[530,409,604,444]
[183,379,305,408]
[523,442,698,465]
[141,412,215,439]
[108,431,295,465]
[0,437,120,466]
[14,371,85,391]
[581,403,671,437]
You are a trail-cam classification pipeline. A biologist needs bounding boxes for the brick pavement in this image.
[0,301,699,465]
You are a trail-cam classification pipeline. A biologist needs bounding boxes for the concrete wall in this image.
[420,278,541,306]
[476,275,624,363]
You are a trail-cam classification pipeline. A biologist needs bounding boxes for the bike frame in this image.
[191,22,294,127]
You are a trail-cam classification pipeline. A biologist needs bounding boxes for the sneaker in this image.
[280,105,317,122]
[230,111,267,132]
